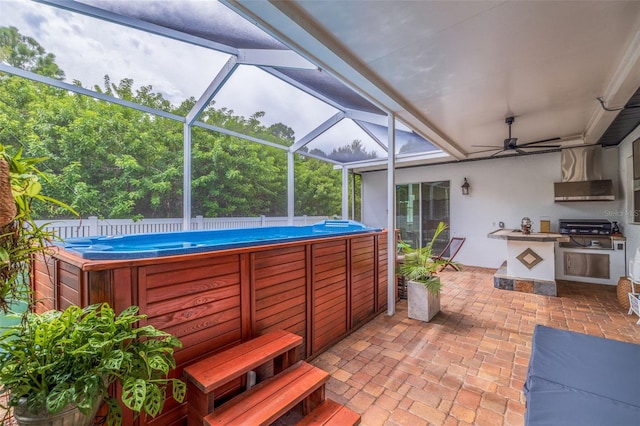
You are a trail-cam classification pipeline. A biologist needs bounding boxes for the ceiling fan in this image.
[473,116,561,157]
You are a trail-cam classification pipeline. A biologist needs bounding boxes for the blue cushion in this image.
[524,325,640,425]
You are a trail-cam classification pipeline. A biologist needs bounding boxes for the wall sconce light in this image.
[461,177,470,195]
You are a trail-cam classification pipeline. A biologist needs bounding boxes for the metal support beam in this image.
[186,56,238,125]
[353,119,389,153]
[341,166,349,219]
[194,121,288,151]
[351,171,356,221]
[261,67,345,111]
[387,114,396,316]
[183,124,192,230]
[290,111,345,152]
[0,64,184,122]
[287,151,295,225]
[238,49,316,69]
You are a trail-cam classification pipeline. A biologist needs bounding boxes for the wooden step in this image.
[204,361,329,426]
[184,329,303,393]
[185,330,303,425]
[296,399,361,425]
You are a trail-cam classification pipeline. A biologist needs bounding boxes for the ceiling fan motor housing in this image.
[504,138,518,149]
[504,116,517,148]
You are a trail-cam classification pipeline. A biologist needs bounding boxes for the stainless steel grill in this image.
[559,219,612,235]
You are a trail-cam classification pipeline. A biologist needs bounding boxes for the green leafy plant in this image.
[0,303,186,425]
[0,143,77,312]
[398,222,454,295]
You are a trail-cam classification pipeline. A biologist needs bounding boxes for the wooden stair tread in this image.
[204,361,329,426]
[184,330,302,392]
[297,399,361,425]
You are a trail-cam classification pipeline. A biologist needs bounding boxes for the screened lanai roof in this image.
[0,0,445,166]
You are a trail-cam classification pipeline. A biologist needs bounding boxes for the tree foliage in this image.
[0,26,64,79]
[0,26,362,220]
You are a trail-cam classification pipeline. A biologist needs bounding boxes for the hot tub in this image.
[56,220,381,260]
[34,221,389,425]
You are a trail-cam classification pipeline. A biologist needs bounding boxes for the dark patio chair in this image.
[433,237,465,271]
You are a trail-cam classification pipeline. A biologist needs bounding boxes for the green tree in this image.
[0,26,344,220]
[329,139,378,162]
[294,155,341,216]
[0,26,64,79]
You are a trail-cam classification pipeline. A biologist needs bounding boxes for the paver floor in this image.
[311,266,640,426]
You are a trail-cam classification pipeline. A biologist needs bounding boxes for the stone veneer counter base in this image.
[494,262,557,296]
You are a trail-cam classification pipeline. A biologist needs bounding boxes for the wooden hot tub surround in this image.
[33,230,389,425]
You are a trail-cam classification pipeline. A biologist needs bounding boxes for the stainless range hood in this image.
[554,146,614,202]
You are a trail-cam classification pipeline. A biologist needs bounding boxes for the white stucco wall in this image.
[361,148,623,269]
[617,128,640,261]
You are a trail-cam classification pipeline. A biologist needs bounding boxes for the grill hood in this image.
[554,146,614,202]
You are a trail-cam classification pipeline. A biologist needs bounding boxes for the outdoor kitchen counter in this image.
[489,229,568,296]
[488,229,570,243]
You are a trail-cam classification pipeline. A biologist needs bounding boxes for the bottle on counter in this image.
[540,216,551,233]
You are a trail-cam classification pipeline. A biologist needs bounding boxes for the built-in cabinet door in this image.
[563,252,610,279]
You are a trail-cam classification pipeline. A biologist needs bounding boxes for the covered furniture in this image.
[524,325,640,425]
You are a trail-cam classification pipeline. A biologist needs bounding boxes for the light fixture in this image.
[461,178,470,195]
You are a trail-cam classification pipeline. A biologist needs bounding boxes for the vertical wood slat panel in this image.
[33,256,56,312]
[351,235,376,328]
[59,261,82,310]
[253,246,307,361]
[377,233,389,311]
[241,253,252,341]
[312,240,347,355]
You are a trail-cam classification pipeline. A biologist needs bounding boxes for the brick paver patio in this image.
[311,266,640,425]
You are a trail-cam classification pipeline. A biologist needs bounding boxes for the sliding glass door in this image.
[421,181,450,254]
[396,181,450,251]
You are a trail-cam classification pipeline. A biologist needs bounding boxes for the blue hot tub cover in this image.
[524,324,640,425]
[56,220,382,260]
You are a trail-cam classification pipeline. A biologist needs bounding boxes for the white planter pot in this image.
[407,280,440,322]
[13,397,101,426]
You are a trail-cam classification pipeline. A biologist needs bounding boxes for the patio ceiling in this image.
[226,0,640,171]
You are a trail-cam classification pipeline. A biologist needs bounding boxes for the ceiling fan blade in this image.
[471,147,502,154]
[489,149,506,158]
[520,145,561,149]
[515,148,528,155]
[518,137,561,147]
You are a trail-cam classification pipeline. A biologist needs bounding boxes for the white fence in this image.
[35,215,331,240]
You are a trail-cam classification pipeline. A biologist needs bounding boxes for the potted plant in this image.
[398,222,457,322]
[0,144,76,314]
[0,303,186,425]
[0,145,186,424]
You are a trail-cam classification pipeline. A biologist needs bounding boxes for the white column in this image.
[387,115,396,316]
[351,172,356,221]
[342,166,349,220]
[183,123,192,231]
[287,151,294,225]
